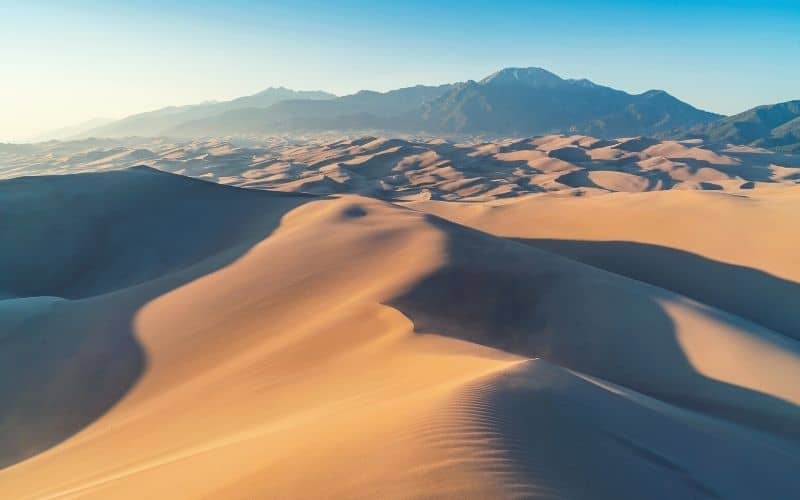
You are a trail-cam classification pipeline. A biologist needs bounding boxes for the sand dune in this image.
[412,186,800,341]
[2,167,799,498]
[3,134,799,201]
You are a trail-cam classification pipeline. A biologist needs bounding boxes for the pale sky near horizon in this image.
[2,0,799,142]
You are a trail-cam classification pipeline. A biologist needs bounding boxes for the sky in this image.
[2,0,799,141]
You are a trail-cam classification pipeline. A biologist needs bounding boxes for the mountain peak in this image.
[480,67,564,88]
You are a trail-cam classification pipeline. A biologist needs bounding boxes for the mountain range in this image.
[84,87,335,138]
[168,84,455,137]
[28,117,114,142]
[682,100,800,153]
[71,68,798,151]
[413,68,720,136]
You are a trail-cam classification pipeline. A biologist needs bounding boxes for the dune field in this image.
[3,134,800,199]
[1,136,799,499]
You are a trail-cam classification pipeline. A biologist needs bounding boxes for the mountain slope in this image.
[28,118,114,142]
[416,68,721,136]
[683,100,800,152]
[168,84,454,136]
[79,87,336,138]
[71,67,722,139]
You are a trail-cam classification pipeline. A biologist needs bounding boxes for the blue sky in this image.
[2,0,799,140]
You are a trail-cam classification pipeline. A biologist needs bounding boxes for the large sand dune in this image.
[1,165,799,498]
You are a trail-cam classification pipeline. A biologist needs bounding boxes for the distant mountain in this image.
[76,68,723,139]
[680,100,800,152]
[29,117,114,142]
[167,68,720,138]
[168,84,454,136]
[79,87,336,138]
[414,68,721,136]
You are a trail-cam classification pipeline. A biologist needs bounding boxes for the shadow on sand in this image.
[0,167,321,469]
[513,238,800,342]
[387,217,800,441]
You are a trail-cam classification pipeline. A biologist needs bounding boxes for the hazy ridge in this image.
[60,67,728,141]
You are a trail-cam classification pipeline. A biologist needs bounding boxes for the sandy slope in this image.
[1,168,799,499]
[411,185,800,340]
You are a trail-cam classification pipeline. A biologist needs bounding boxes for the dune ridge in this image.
[411,186,800,340]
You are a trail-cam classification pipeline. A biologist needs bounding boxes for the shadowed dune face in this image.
[463,360,800,500]
[0,295,144,469]
[2,166,800,498]
[514,239,800,342]
[411,186,800,341]
[388,216,800,440]
[0,167,316,299]
[0,168,316,467]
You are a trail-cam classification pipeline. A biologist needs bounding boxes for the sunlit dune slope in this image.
[410,186,800,341]
[1,168,799,499]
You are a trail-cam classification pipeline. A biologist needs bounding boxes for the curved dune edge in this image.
[409,186,800,340]
[1,170,799,498]
[0,167,316,468]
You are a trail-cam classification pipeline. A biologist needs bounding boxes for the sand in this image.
[3,134,800,200]
[1,149,799,498]
[411,185,800,341]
